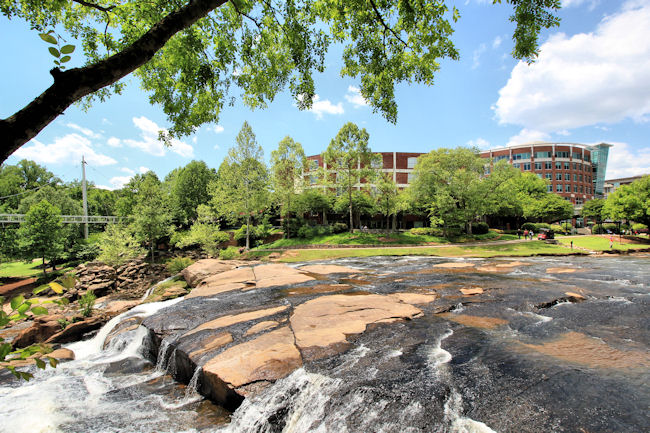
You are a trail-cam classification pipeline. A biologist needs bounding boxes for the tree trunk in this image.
[42,256,47,277]
[0,0,228,163]
[150,239,155,263]
[348,191,353,232]
[392,213,397,231]
[323,210,328,225]
[246,214,251,250]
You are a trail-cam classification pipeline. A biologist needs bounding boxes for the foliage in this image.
[521,222,536,231]
[297,224,333,239]
[168,160,218,224]
[472,222,490,235]
[65,239,101,263]
[333,190,377,228]
[97,224,145,266]
[581,198,605,223]
[331,222,348,234]
[78,289,96,317]
[632,223,648,231]
[374,173,399,230]
[18,200,65,274]
[603,176,650,226]
[524,193,574,223]
[0,160,60,212]
[410,227,444,236]
[294,188,334,224]
[173,222,230,256]
[270,136,306,230]
[0,294,58,380]
[210,122,269,249]
[166,256,194,274]
[560,222,573,233]
[130,172,173,261]
[219,246,241,260]
[233,221,273,247]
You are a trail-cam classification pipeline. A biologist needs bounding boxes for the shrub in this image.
[331,222,348,234]
[535,223,551,230]
[97,224,145,266]
[521,222,536,232]
[78,289,96,317]
[550,224,563,233]
[632,223,648,231]
[166,256,194,274]
[409,227,442,236]
[560,222,573,233]
[472,222,489,235]
[603,223,619,234]
[219,246,241,260]
[592,224,605,234]
[174,223,229,256]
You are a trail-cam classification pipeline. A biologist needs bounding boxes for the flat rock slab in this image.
[244,320,280,336]
[460,287,484,295]
[182,259,255,287]
[546,267,578,274]
[185,306,288,337]
[433,262,476,269]
[297,264,359,274]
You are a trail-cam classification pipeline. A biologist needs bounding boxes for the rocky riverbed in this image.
[1,254,648,432]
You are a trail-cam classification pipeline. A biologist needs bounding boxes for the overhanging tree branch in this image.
[367,0,409,48]
[71,0,116,13]
[0,0,228,163]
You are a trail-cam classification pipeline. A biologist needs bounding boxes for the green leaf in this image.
[16,303,30,314]
[48,47,60,58]
[49,282,65,294]
[10,296,24,311]
[39,33,58,45]
[34,285,49,295]
[35,358,46,369]
[61,45,75,54]
[60,56,71,63]
[54,60,61,66]
[20,371,33,381]
[0,343,11,361]
[31,306,48,315]
[49,357,59,368]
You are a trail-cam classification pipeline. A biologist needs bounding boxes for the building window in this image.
[407,173,415,183]
[584,155,590,162]
[556,184,562,192]
[564,162,570,170]
[493,155,508,162]
[523,163,531,171]
[580,186,584,193]
[574,185,578,193]
[565,184,570,192]
[555,162,562,170]
[545,161,552,170]
[556,173,562,180]
[407,157,417,169]
[547,185,553,192]
[572,152,581,160]
[513,163,520,169]
[545,173,552,179]
[513,152,530,160]
[555,151,569,158]
[535,151,552,159]
[573,174,578,181]
[535,162,542,170]
[565,173,570,181]
[576,198,583,205]
[309,175,317,185]
[576,163,581,171]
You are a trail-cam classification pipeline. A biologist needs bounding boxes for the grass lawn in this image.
[558,236,649,252]
[260,230,516,249]
[0,260,45,278]
[277,241,573,262]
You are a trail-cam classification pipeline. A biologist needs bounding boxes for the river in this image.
[0,255,648,432]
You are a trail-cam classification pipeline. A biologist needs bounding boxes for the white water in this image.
[0,296,212,433]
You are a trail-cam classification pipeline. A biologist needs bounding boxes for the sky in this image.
[2,0,650,189]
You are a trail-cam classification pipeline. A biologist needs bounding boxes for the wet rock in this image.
[46,315,107,344]
[433,262,476,269]
[184,306,289,337]
[12,320,61,348]
[244,320,280,336]
[536,294,586,309]
[460,287,484,296]
[189,332,234,361]
[297,264,359,274]
[182,259,252,287]
[103,317,144,349]
[441,313,508,329]
[546,267,578,274]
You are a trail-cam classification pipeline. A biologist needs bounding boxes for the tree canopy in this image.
[0,0,561,162]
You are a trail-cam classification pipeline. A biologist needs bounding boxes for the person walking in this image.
[609,235,614,249]
[530,230,534,240]
[524,229,529,240]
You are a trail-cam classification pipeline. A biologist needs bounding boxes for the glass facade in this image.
[588,143,611,197]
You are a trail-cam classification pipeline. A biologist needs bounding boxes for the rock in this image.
[546,267,578,274]
[536,294,586,309]
[202,326,301,392]
[103,317,144,349]
[102,300,140,316]
[12,320,61,348]
[565,291,585,300]
[189,332,234,361]
[182,259,251,287]
[184,306,288,337]
[46,315,107,344]
[441,314,508,329]
[186,282,248,299]
[460,287,484,295]
[251,264,315,289]
[49,348,75,361]
[389,292,437,305]
[298,264,359,274]
[244,321,280,336]
[198,267,255,288]
[290,294,424,360]
[433,262,476,269]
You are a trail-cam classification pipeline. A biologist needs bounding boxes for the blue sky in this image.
[2,0,649,189]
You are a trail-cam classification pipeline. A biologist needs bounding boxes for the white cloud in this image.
[109,175,133,190]
[299,94,344,119]
[120,167,135,175]
[595,125,610,131]
[139,166,150,174]
[14,133,117,166]
[466,138,491,150]
[604,142,650,178]
[492,36,503,49]
[344,86,368,108]
[494,1,650,133]
[506,129,551,147]
[67,123,102,139]
[211,125,225,134]
[562,0,599,10]
[102,118,112,125]
[123,116,194,158]
[556,129,571,136]
[472,43,487,69]
[107,137,122,147]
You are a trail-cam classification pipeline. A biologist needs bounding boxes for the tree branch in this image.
[71,0,116,13]
[0,0,229,163]
[229,0,262,30]
[367,0,408,48]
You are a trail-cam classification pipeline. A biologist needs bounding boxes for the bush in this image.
[550,224,563,233]
[603,223,619,234]
[219,246,240,260]
[409,227,441,236]
[331,222,348,234]
[592,224,605,234]
[297,224,333,239]
[97,224,145,266]
[521,222,536,231]
[535,223,551,230]
[166,256,194,274]
[472,222,489,235]
[78,289,96,317]
[632,223,648,231]
[173,223,229,256]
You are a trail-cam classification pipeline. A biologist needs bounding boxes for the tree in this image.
[210,121,268,249]
[97,224,145,266]
[270,136,306,238]
[581,198,605,225]
[0,160,59,211]
[114,171,161,217]
[169,160,218,224]
[374,173,399,230]
[603,176,650,226]
[130,173,172,261]
[334,190,376,229]
[18,200,65,276]
[0,1,560,163]
[295,188,334,225]
[324,122,379,231]
[525,193,574,223]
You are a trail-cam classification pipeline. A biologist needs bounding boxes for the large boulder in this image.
[181,259,252,287]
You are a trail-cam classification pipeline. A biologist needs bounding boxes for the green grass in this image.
[558,236,649,252]
[260,230,514,249]
[0,260,45,278]
[278,241,574,262]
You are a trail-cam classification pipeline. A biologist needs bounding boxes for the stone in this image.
[433,262,476,269]
[202,326,301,389]
[250,264,315,289]
[198,267,256,288]
[103,316,144,349]
[12,320,61,348]
[46,316,107,344]
[189,332,234,361]
[546,267,578,274]
[244,321,280,336]
[565,291,585,300]
[184,306,288,337]
[182,259,251,287]
[460,287,484,295]
[103,300,140,315]
[298,264,359,274]
[441,314,508,329]
[49,348,75,361]
[290,294,424,359]
[389,292,437,305]
[186,282,248,299]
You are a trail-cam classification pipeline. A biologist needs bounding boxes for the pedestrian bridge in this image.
[0,214,120,224]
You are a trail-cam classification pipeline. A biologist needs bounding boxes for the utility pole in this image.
[81,155,88,239]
